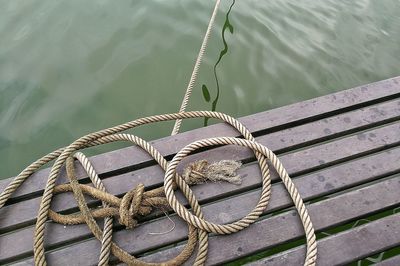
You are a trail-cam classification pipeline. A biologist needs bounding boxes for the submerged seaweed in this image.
[203,0,236,126]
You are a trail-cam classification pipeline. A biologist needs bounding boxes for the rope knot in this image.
[183,160,242,185]
[119,183,152,229]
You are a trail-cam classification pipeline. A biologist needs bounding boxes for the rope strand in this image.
[171,0,222,135]
[0,111,317,266]
[0,2,317,265]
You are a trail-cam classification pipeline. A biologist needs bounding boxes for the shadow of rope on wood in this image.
[49,159,241,229]
[0,111,317,266]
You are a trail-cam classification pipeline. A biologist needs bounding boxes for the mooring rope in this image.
[73,152,114,266]
[0,111,317,266]
[171,0,222,135]
[0,1,317,265]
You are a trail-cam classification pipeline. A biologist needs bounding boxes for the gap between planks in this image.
[3,152,400,264]
[1,76,399,201]
[247,212,400,266]
[1,116,400,234]
[21,175,400,265]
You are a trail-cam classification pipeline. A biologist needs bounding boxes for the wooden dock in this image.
[1,77,400,265]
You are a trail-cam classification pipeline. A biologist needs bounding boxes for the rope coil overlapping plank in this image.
[0,1,317,265]
[0,111,317,266]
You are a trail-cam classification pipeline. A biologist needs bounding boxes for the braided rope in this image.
[164,137,317,264]
[0,2,318,264]
[33,111,270,266]
[0,111,316,265]
[61,156,199,266]
[171,0,222,135]
[73,152,113,265]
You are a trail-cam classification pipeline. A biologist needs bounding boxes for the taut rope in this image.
[171,0,222,135]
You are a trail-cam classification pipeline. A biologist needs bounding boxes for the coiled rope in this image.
[0,1,317,265]
[171,0,222,135]
[0,111,317,265]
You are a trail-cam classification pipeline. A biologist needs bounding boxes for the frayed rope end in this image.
[183,160,242,185]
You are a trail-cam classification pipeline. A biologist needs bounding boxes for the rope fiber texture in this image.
[171,0,222,135]
[0,111,317,266]
[0,1,317,265]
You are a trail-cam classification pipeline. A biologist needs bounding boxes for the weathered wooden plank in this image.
[247,213,400,266]
[2,144,400,263]
[14,176,400,265]
[2,99,400,226]
[375,255,400,266]
[1,118,399,234]
[1,77,399,200]
[138,177,400,266]
[1,78,400,263]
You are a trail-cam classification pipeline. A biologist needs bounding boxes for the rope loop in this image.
[0,1,317,264]
[0,111,317,266]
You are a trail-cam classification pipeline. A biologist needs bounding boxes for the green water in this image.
[1,0,400,178]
